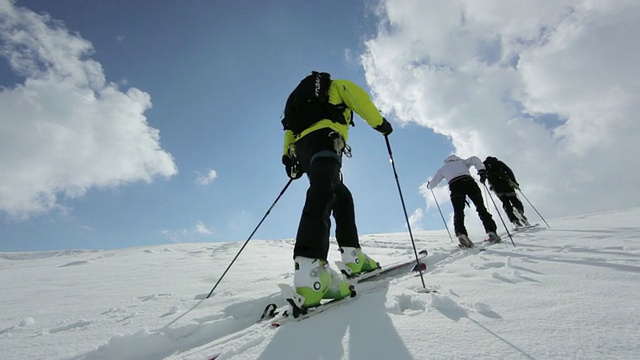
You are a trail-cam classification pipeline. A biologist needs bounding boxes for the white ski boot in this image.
[336,247,380,278]
[292,257,353,308]
[457,234,475,248]
[487,231,502,243]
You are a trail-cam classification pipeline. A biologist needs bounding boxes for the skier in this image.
[281,71,393,308]
[427,155,501,247]
[482,156,530,229]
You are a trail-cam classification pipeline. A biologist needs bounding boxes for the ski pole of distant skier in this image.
[517,188,550,228]
[163,179,293,329]
[429,186,454,243]
[384,136,427,289]
[482,183,516,246]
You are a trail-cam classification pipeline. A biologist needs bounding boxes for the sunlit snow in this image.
[2,209,639,359]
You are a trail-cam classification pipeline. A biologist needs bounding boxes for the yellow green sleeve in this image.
[333,79,384,128]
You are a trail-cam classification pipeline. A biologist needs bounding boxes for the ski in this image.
[458,244,487,252]
[270,290,356,328]
[355,249,428,283]
[456,236,509,252]
[513,223,540,232]
[270,276,436,328]
[261,250,430,326]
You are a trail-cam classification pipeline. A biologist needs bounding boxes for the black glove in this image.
[375,118,393,135]
[478,169,487,184]
[509,179,520,190]
[282,155,303,180]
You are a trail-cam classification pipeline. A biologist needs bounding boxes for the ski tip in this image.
[418,249,429,256]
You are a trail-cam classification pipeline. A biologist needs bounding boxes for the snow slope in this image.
[1,208,639,359]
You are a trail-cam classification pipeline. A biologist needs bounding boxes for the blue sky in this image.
[2,0,639,251]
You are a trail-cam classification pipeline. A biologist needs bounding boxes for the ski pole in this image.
[163,178,294,328]
[384,135,427,289]
[517,188,550,228]
[429,186,454,243]
[482,183,516,247]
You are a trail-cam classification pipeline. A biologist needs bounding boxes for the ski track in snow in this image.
[2,209,640,359]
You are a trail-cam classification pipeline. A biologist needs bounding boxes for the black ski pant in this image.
[449,176,497,236]
[292,129,359,261]
[490,181,525,222]
[497,194,525,222]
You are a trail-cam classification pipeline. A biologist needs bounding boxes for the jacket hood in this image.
[444,154,461,163]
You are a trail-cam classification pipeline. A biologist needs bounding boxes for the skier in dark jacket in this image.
[481,156,530,228]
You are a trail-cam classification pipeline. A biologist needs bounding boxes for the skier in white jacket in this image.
[427,155,501,247]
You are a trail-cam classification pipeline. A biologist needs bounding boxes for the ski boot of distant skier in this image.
[457,234,475,248]
[337,247,381,278]
[512,208,531,229]
[514,208,530,226]
[486,231,502,243]
[511,218,523,229]
[293,257,354,308]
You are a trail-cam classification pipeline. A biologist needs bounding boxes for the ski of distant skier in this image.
[513,223,540,232]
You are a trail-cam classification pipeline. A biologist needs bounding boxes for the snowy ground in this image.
[1,208,640,359]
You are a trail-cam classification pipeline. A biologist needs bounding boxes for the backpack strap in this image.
[324,101,353,128]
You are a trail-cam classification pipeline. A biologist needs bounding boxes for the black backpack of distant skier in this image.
[281,71,351,134]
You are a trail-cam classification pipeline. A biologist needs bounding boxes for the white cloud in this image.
[195,221,212,235]
[408,208,424,231]
[161,221,213,243]
[0,1,177,219]
[196,169,218,185]
[362,0,640,220]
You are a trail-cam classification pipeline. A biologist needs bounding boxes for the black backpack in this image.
[281,71,352,134]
